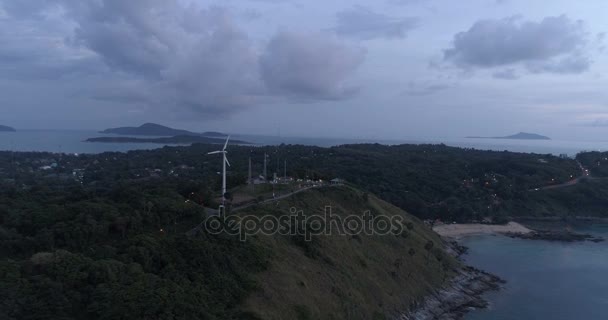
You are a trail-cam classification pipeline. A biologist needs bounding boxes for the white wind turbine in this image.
[207,136,231,208]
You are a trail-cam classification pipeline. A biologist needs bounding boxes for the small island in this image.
[0,125,16,132]
[86,135,249,145]
[100,123,227,137]
[466,132,550,140]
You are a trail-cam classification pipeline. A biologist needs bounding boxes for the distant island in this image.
[466,132,551,140]
[201,131,228,137]
[100,123,227,137]
[0,125,16,132]
[86,135,249,145]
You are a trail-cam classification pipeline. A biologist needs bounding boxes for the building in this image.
[331,178,345,185]
[252,176,266,185]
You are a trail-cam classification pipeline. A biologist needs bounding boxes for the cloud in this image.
[0,0,365,118]
[403,82,451,96]
[586,118,608,127]
[525,55,590,74]
[492,68,519,80]
[260,31,365,101]
[333,6,417,40]
[444,15,590,75]
[387,0,428,6]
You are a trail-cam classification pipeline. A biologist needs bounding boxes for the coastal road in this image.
[529,160,591,191]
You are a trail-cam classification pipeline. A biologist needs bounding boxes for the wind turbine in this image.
[207,136,231,208]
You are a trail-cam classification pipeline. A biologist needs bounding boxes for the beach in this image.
[433,222,532,239]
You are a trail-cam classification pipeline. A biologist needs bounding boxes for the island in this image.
[0,125,16,132]
[100,123,226,137]
[201,131,228,137]
[85,134,249,145]
[466,132,550,140]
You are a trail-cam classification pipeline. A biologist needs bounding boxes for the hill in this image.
[0,177,466,319]
[201,131,228,137]
[0,125,16,132]
[239,186,461,319]
[205,143,579,221]
[100,123,225,137]
[85,135,249,145]
[2,142,592,221]
[467,132,550,140]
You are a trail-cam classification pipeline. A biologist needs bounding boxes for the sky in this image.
[1,0,608,140]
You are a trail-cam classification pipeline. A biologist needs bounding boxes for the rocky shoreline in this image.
[400,240,503,320]
[401,266,504,320]
[403,221,606,320]
[504,230,604,242]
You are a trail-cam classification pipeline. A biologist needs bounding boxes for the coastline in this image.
[410,220,606,320]
[433,222,532,239]
[402,222,529,319]
[401,266,504,320]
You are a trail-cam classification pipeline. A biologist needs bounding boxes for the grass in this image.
[239,186,459,319]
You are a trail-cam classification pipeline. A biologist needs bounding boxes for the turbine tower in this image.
[207,136,231,207]
[263,153,268,180]
[248,156,252,185]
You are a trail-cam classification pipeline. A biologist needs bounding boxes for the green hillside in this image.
[0,182,456,319]
[239,186,459,319]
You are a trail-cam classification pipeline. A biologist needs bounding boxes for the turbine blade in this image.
[207,151,221,155]
[223,135,231,150]
[225,157,231,167]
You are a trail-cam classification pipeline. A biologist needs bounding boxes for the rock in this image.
[504,230,604,242]
[400,266,504,320]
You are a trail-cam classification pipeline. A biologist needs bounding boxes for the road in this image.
[529,160,591,191]
[230,185,320,212]
[186,184,332,235]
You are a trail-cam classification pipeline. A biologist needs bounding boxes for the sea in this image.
[2,129,608,156]
[463,225,608,320]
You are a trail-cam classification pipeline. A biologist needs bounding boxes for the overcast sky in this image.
[2,0,608,140]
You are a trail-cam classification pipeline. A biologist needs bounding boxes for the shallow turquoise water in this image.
[463,225,608,320]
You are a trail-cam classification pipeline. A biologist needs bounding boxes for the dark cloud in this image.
[0,0,365,118]
[63,1,263,115]
[333,6,417,40]
[260,31,365,101]
[444,15,590,74]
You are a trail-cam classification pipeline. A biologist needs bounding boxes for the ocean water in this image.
[0,130,170,154]
[2,130,608,155]
[463,225,608,320]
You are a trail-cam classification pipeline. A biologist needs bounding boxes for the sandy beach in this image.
[433,222,532,239]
